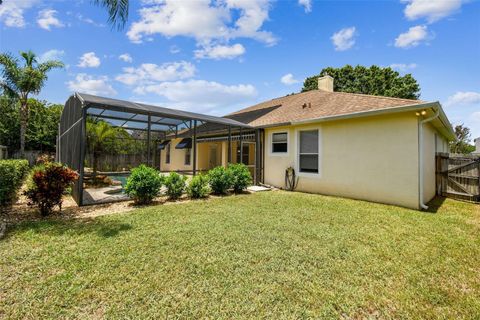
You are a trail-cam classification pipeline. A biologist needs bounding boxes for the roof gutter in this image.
[418,107,440,210]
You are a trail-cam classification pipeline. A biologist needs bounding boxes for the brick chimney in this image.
[318,75,334,92]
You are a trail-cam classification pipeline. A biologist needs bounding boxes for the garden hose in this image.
[285,167,298,191]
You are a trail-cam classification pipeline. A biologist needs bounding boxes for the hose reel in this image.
[285,166,298,191]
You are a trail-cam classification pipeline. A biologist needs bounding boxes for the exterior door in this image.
[239,141,256,182]
[209,145,218,169]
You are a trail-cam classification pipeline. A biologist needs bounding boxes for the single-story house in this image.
[162,76,455,209]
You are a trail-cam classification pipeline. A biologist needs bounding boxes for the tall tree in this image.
[0,51,63,157]
[92,0,129,29]
[450,124,475,154]
[302,65,420,100]
[0,97,63,152]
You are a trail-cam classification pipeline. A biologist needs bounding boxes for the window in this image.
[299,130,319,173]
[185,148,191,165]
[272,132,288,153]
[236,144,250,164]
[166,143,171,164]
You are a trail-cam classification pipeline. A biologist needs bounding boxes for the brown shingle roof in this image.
[226,90,425,127]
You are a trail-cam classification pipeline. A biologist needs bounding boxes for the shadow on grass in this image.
[5,218,133,239]
[426,196,447,213]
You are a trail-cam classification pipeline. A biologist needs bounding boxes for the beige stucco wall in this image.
[159,112,449,209]
[422,122,448,203]
[160,139,241,172]
[159,138,193,172]
[264,113,422,209]
[422,123,436,203]
[159,138,256,175]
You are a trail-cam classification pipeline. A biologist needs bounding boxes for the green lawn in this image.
[1,192,479,319]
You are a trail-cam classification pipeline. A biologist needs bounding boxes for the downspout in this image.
[418,108,440,210]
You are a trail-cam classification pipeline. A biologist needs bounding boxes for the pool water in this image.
[108,175,129,187]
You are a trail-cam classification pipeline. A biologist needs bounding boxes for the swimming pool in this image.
[108,175,129,187]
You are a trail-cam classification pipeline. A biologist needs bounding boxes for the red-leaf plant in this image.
[25,163,78,216]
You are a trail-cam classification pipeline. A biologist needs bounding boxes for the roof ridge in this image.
[325,90,425,103]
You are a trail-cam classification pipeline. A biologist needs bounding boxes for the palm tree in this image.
[87,120,122,177]
[0,51,64,157]
[92,0,129,29]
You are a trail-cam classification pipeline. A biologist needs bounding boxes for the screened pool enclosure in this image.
[57,93,262,205]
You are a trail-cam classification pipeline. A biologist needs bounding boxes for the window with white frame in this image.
[272,132,288,153]
[299,130,319,173]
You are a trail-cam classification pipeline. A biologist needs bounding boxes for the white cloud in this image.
[298,0,312,13]
[77,52,101,68]
[170,45,181,54]
[403,0,463,23]
[127,0,276,46]
[67,74,117,96]
[0,0,38,28]
[194,43,245,60]
[116,61,196,86]
[445,91,480,107]
[76,14,105,27]
[472,111,480,122]
[394,25,431,48]
[119,53,133,63]
[280,73,299,85]
[389,63,418,72]
[133,79,257,113]
[331,27,357,51]
[38,49,65,63]
[466,111,480,141]
[37,9,64,30]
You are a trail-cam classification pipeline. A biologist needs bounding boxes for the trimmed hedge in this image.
[208,166,233,195]
[125,165,164,204]
[187,174,210,199]
[0,159,29,206]
[228,163,252,193]
[164,172,187,200]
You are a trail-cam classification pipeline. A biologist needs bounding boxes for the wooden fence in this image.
[436,153,480,202]
[84,153,152,172]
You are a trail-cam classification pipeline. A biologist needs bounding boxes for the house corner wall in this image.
[263,113,421,209]
[422,122,448,204]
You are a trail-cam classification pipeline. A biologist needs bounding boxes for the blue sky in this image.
[1,0,479,139]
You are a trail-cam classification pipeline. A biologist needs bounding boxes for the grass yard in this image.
[1,191,479,319]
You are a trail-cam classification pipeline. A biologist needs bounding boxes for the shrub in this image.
[208,166,233,195]
[228,163,252,193]
[35,154,55,165]
[0,159,29,206]
[186,174,210,199]
[164,172,187,200]
[24,162,78,216]
[125,165,163,204]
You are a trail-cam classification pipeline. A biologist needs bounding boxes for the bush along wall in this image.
[208,166,233,195]
[227,163,252,193]
[165,172,187,200]
[187,174,210,199]
[0,159,29,207]
[125,165,164,205]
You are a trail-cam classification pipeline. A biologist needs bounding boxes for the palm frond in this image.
[20,50,37,67]
[38,60,64,73]
[0,53,21,94]
[0,82,19,100]
[92,0,129,30]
